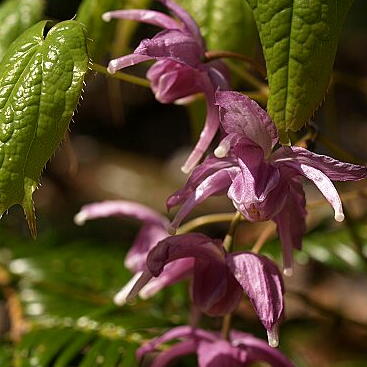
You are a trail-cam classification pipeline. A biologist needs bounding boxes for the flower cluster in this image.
[75,0,367,365]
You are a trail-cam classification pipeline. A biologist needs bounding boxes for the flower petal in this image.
[274,146,367,181]
[167,155,236,209]
[137,326,216,361]
[74,200,169,227]
[228,142,285,222]
[215,91,278,156]
[102,9,179,29]
[139,258,194,299]
[146,233,225,276]
[107,54,152,73]
[197,340,247,367]
[143,233,240,314]
[226,252,284,346]
[158,0,205,48]
[193,260,241,316]
[296,164,345,222]
[147,60,202,103]
[113,271,144,306]
[125,223,168,272]
[231,331,295,366]
[135,29,203,66]
[200,268,242,316]
[273,179,306,276]
[150,340,197,367]
[169,168,237,233]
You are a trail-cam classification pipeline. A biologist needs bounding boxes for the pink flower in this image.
[137,326,295,366]
[125,233,284,346]
[74,200,193,304]
[102,0,230,173]
[167,91,367,275]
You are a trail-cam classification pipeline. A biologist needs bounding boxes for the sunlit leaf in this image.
[0,20,88,236]
[247,0,354,142]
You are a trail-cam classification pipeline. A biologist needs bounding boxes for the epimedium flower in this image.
[74,200,193,304]
[137,326,295,367]
[167,91,367,275]
[102,0,230,173]
[125,233,284,347]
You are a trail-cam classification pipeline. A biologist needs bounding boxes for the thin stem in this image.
[226,60,269,97]
[221,212,242,340]
[205,50,267,77]
[252,223,276,254]
[221,313,232,340]
[90,63,151,88]
[223,211,243,252]
[177,213,238,235]
[242,91,268,106]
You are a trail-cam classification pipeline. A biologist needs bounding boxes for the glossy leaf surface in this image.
[0,20,89,236]
[247,0,354,142]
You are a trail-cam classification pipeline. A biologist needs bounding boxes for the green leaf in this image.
[176,0,257,55]
[247,0,354,142]
[0,0,44,62]
[0,20,89,236]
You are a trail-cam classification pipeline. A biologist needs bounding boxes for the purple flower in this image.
[167,91,367,275]
[74,200,193,304]
[125,233,284,346]
[102,0,230,173]
[137,326,295,366]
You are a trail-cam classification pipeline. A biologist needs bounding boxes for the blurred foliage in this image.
[262,223,367,273]
[176,0,257,55]
[0,0,44,62]
[0,229,189,366]
[77,0,121,61]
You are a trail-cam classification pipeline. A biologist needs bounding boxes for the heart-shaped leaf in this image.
[0,20,89,236]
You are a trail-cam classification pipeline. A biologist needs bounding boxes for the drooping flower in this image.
[126,233,284,346]
[167,91,367,275]
[102,0,230,173]
[137,326,295,367]
[74,200,193,304]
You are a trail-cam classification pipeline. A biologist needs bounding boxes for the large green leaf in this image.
[0,0,44,62]
[247,0,354,142]
[177,0,257,55]
[0,20,89,236]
